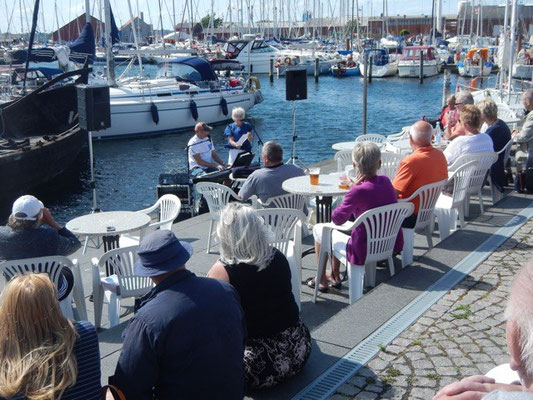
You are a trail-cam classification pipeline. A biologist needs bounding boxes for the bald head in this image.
[409,121,433,147]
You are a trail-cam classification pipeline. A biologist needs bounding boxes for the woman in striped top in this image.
[0,274,101,400]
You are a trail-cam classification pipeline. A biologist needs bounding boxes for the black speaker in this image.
[77,84,111,131]
[285,68,307,101]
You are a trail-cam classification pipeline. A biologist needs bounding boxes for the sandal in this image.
[327,277,342,289]
[305,277,329,293]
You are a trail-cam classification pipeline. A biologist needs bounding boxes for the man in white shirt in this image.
[187,122,227,177]
[444,105,494,167]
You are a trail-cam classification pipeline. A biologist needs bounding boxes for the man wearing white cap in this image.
[0,195,81,300]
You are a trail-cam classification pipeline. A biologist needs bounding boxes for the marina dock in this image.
[58,157,533,399]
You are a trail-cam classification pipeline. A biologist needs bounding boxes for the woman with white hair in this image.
[308,142,403,292]
[207,203,311,389]
[224,107,253,164]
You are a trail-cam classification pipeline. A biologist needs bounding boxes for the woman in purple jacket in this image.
[307,142,403,292]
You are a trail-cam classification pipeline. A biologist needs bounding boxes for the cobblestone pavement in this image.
[329,218,533,400]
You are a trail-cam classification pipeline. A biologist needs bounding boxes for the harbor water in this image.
[1,68,498,223]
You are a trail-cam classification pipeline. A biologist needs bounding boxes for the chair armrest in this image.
[91,257,99,267]
[250,195,262,209]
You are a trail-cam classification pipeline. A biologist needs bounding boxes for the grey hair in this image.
[262,141,283,163]
[477,98,498,121]
[7,212,41,230]
[232,107,245,120]
[217,203,274,271]
[505,262,533,380]
[409,121,433,145]
[456,91,474,105]
[524,89,533,104]
[352,142,381,177]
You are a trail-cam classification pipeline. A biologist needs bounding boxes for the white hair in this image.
[409,121,433,145]
[232,107,245,120]
[505,262,533,380]
[217,203,274,271]
[456,91,474,105]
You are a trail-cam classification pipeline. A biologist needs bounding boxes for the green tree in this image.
[200,14,223,29]
[400,29,410,36]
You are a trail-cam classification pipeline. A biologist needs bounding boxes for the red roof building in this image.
[51,15,105,43]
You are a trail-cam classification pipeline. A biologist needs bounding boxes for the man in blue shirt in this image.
[110,230,246,400]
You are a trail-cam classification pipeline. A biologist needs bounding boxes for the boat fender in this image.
[150,102,159,125]
[220,97,228,116]
[190,100,198,121]
[247,76,261,90]
[470,77,478,91]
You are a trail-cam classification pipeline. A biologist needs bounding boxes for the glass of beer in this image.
[309,168,320,185]
[339,175,351,190]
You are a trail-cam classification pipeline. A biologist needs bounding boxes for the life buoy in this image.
[150,102,159,125]
[247,76,261,90]
[190,100,198,121]
[284,57,292,66]
[220,97,228,116]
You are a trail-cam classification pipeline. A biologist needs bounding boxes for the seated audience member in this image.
[208,203,311,389]
[225,107,253,165]
[478,98,512,193]
[440,94,456,128]
[110,230,246,400]
[0,195,81,301]
[239,141,305,202]
[445,91,475,140]
[512,89,533,172]
[434,262,533,400]
[444,105,494,167]
[187,122,227,177]
[309,142,403,291]
[0,274,101,400]
[393,121,448,228]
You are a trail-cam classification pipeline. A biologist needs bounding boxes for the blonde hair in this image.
[477,98,498,121]
[217,203,274,271]
[352,142,381,177]
[0,274,78,400]
[459,104,482,131]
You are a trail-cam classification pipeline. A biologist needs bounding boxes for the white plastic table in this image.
[332,141,357,151]
[282,173,349,223]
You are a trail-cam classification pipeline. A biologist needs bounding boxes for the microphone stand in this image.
[248,118,264,166]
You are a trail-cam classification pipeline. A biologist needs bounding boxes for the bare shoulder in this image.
[207,260,230,282]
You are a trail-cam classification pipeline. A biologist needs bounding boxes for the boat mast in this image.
[469,0,474,40]
[126,0,143,72]
[103,0,116,85]
[349,0,353,49]
[22,0,40,94]
[499,0,509,93]
[507,0,517,103]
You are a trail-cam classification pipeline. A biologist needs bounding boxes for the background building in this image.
[51,15,104,42]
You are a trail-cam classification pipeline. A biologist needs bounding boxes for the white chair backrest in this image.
[497,107,517,122]
[0,256,72,291]
[400,179,448,230]
[255,208,306,255]
[358,203,414,263]
[378,152,404,181]
[499,138,514,167]
[155,194,181,230]
[448,160,479,209]
[451,152,498,195]
[196,182,239,220]
[355,134,387,146]
[261,193,307,211]
[334,150,353,172]
[97,246,153,298]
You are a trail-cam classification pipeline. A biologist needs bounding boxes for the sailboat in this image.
[397,46,441,78]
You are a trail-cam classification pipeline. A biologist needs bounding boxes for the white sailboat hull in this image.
[512,64,533,80]
[92,85,259,140]
[397,61,441,78]
[458,64,492,77]
[359,62,398,77]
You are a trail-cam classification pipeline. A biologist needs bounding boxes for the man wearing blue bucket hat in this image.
[110,230,246,400]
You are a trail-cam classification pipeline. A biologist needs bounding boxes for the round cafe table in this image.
[67,211,151,241]
[282,173,349,224]
[332,141,357,151]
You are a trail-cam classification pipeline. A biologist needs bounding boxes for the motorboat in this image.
[398,46,441,78]
[359,48,398,78]
[330,61,360,77]
[91,57,262,140]
[458,48,493,77]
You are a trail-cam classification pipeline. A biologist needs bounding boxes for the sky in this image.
[1,0,510,34]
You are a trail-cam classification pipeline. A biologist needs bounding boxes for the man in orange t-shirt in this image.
[392,121,448,228]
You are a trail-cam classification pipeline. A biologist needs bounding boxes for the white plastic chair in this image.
[119,194,181,247]
[488,138,513,205]
[355,134,387,147]
[0,256,86,320]
[314,202,414,305]
[450,152,498,217]
[386,128,410,143]
[334,150,353,172]
[196,182,240,253]
[260,193,307,211]
[399,179,447,267]
[378,152,404,181]
[91,246,154,328]
[255,208,306,310]
[433,161,478,241]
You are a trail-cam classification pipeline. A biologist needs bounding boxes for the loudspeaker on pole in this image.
[285,68,307,101]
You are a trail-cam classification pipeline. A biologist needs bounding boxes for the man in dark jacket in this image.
[110,230,246,400]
